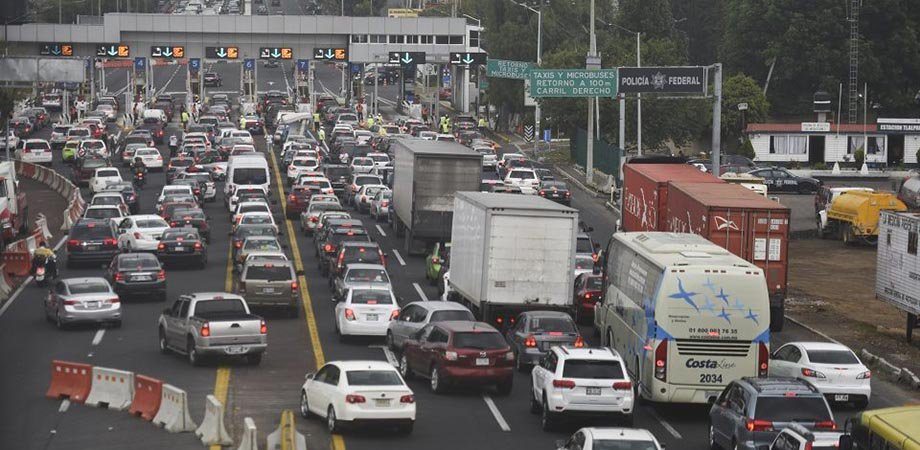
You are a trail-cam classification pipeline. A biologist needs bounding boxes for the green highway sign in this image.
[486,59,533,80]
[529,69,618,97]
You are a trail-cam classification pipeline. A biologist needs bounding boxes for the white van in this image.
[226,154,270,198]
[594,232,770,404]
[142,108,168,124]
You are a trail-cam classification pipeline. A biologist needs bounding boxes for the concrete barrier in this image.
[861,349,920,391]
[237,417,258,450]
[194,394,232,446]
[266,410,306,450]
[84,366,135,410]
[128,374,163,421]
[152,384,197,433]
[45,360,93,403]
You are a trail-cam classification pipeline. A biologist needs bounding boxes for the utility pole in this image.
[585,0,598,185]
[711,63,723,177]
[636,32,642,155]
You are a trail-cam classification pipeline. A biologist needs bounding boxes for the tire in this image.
[55,311,65,329]
[158,328,169,354]
[289,304,299,318]
[541,397,556,431]
[386,331,396,352]
[530,391,541,414]
[399,354,413,380]
[326,406,340,434]
[496,378,513,396]
[855,397,869,410]
[430,366,445,394]
[247,353,262,365]
[187,337,201,366]
[709,425,720,450]
[398,421,414,435]
[300,390,310,418]
[515,352,529,373]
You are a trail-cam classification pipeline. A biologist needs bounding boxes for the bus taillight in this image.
[654,339,668,382]
[758,342,769,377]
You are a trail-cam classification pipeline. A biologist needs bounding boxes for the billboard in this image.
[0,57,86,83]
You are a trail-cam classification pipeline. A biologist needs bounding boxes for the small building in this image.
[744,120,920,166]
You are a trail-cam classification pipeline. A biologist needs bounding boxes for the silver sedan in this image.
[44,277,121,329]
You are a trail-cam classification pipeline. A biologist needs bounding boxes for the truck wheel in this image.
[769,307,784,332]
[842,226,854,246]
[158,328,169,354]
[187,337,201,366]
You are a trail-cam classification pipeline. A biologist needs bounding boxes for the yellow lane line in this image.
[210,245,235,450]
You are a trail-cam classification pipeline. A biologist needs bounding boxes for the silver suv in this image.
[238,259,302,317]
[709,377,836,450]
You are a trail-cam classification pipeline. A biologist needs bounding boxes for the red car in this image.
[573,273,603,324]
[286,185,314,219]
[399,321,513,395]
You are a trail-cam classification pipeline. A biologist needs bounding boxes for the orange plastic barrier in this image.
[45,360,93,403]
[129,374,163,421]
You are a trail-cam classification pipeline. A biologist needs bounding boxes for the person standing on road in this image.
[239,116,246,129]
[356,102,364,122]
[313,111,321,132]
[180,108,189,129]
[318,127,325,143]
[478,116,487,134]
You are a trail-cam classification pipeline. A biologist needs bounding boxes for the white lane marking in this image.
[648,407,683,439]
[91,329,106,346]
[370,345,399,367]
[58,399,70,413]
[482,395,511,431]
[391,249,406,266]
[375,224,387,237]
[412,283,428,302]
[0,236,67,319]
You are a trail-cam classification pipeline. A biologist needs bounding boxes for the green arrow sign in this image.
[486,59,533,80]
[528,69,618,97]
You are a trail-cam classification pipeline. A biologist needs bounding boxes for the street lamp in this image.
[509,0,544,153]
[600,19,642,155]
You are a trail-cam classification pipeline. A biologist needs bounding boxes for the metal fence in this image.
[570,128,620,179]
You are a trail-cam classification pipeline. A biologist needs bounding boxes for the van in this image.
[142,109,168,124]
[226,154,270,197]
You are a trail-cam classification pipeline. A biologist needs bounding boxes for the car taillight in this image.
[107,297,120,304]
[170,221,178,227]
[345,394,366,404]
[443,351,458,361]
[289,194,297,203]
[157,243,166,251]
[804,443,813,450]
[381,200,389,207]
[399,394,414,404]
[234,241,242,249]
[260,320,267,334]
[64,299,79,305]
[524,335,537,348]
[103,238,117,247]
[431,257,440,265]
[801,368,826,379]
[565,191,571,197]
[157,270,166,280]
[310,216,319,223]
[194,242,203,250]
[237,281,246,293]
[613,381,632,390]
[758,342,769,377]
[291,281,298,291]
[815,420,837,430]
[573,336,585,348]
[539,190,545,196]
[114,272,125,281]
[67,239,80,249]
[324,244,333,253]
[857,370,872,379]
[655,339,668,381]
[745,419,773,432]
[344,308,356,321]
[200,322,210,337]
[389,309,399,321]
[552,379,576,389]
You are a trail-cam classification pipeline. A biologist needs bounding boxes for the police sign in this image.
[617,66,706,94]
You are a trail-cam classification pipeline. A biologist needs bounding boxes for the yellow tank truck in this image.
[826,190,907,244]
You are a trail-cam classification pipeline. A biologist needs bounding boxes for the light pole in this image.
[601,20,642,155]
[510,0,543,154]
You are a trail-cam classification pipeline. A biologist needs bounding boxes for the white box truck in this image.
[447,192,578,325]
[876,210,920,341]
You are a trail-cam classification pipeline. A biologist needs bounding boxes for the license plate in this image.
[262,288,276,294]
[475,358,490,366]
[87,301,99,308]
[374,398,391,407]
[587,387,602,396]
[175,246,184,251]
[834,394,849,402]
[132,275,152,281]
[366,314,378,321]
[225,346,249,355]
[85,245,99,251]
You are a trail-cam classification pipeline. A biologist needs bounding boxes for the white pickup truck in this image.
[157,292,268,365]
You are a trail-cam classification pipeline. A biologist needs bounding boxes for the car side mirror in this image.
[304,372,314,381]
[838,435,853,450]
[555,440,566,450]
[162,307,171,315]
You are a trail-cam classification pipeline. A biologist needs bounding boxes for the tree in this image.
[720,73,769,152]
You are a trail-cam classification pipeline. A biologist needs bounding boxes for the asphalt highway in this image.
[0,62,916,450]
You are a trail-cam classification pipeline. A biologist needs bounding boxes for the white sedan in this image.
[334,286,400,338]
[115,215,171,252]
[287,157,320,184]
[300,360,415,434]
[230,130,254,145]
[90,167,124,194]
[15,139,53,165]
[769,341,872,408]
[134,147,164,170]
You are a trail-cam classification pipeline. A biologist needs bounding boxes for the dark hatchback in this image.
[106,253,167,301]
[66,219,120,268]
[156,228,208,268]
[231,224,279,260]
[538,180,572,205]
[318,228,371,276]
[169,207,210,242]
[328,241,386,286]
[323,164,351,197]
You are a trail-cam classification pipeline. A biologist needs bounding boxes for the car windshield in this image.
[355,176,381,186]
[163,230,198,241]
[240,205,268,214]
[239,226,275,238]
[562,360,625,379]
[754,397,832,422]
[241,215,272,225]
[806,350,860,365]
[585,276,603,290]
[575,256,594,270]
[68,281,111,295]
[576,237,594,253]
[85,208,119,219]
[118,256,160,270]
[97,169,120,177]
[345,370,403,386]
[350,290,393,305]
[452,332,506,350]
[137,218,168,228]
[591,441,659,450]
[528,317,576,333]
[245,265,291,281]
[233,168,267,185]
[175,210,205,221]
[430,310,474,322]
[71,224,111,239]
[346,269,389,283]
[245,239,280,251]
[326,167,350,178]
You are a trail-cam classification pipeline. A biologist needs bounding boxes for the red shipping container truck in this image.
[665,181,790,331]
[621,164,723,232]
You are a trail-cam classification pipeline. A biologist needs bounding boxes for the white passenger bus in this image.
[594,232,770,404]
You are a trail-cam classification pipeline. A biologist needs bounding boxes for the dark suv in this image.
[328,241,386,288]
[66,219,120,268]
[709,377,836,450]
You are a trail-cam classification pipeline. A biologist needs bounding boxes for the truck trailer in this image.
[447,192,578,326]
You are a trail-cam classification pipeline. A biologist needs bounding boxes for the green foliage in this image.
[721,73,769,149]
[813,162,828,170]
[736,137,755,160]
[854,148,866,166]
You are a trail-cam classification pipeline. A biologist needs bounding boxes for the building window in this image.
[848,136,886,155]
[389,35,405,44]
[768,135,807,155]
[469,30,479,48]
[887,230,892,246]
[421,35,434,44]
[370,34,386,44]
[436,35,449,44]
[449,35,464,45]
[909,231,918,255]
[406,35,419,44]
[351,34,368,43]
